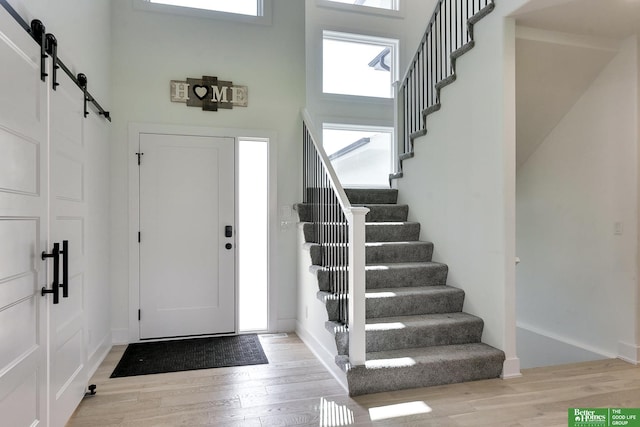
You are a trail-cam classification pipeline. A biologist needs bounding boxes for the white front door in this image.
[48,73,89,426]
[139,134,236,339]
[0,7,48,426]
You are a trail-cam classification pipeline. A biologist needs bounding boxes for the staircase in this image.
[298,188,504,396]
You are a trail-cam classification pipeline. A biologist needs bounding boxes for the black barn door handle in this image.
[41,242,60,304]
[60,240,68,298]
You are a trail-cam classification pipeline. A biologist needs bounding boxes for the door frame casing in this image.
[127,123,277,343]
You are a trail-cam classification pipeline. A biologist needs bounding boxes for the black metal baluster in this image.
[345,208,348,326]
[417,54,422,131]
[303,127,308,204]
[438,6,442,87]
[329,186,335,320]
[429,30,433,106]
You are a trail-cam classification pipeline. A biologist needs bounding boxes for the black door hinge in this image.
[136,152,144,165]
[138,231,141,243]
[138,309,141,321]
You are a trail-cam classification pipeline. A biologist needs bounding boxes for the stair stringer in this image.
[392,1,518,378]
[392,2,496,181]
[294,221,349,392]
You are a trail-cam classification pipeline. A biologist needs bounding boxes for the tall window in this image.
[324,125,394,187]
[238,139,269,331]
[323,31,398,98]
[148,0,260,16]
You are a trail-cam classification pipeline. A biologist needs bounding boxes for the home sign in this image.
[170,75,248,111]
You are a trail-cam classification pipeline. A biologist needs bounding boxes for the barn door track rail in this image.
[0,0,111,121]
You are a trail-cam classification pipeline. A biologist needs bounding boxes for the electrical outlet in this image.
[614,222,623,235]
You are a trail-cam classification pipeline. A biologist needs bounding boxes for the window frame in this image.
[316,0,404,19]
[322,30,399,99]
[133,0,273,25]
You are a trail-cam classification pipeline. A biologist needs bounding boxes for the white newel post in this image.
[346,206,369,366]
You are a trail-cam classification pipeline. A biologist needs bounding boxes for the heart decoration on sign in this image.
[193,85,209,100]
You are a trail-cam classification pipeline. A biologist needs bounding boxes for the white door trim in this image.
[127,123,278,343]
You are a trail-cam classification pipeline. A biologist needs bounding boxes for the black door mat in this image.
[110,334,268,378]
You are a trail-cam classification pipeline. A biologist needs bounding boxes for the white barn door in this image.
[48,73,89,427]
[0,7,48,427]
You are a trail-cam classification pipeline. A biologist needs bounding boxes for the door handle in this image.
[41,242,60,304]
[60,240,69,298]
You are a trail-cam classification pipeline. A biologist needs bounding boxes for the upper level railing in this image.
[302,110,368,366]
[393,0,494,178]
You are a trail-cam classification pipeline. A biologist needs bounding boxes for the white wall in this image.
[6,0,113,372]
[7,0,111,108]
[295,226,347,390]
[109,0,305,340]
[305,0,437,134]
[516,36,639,365]
[395,1,522,378]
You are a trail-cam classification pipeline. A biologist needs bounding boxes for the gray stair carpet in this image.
[297,188,504,396]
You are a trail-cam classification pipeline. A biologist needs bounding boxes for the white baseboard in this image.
[276,318,297,333]
[517,323,614,369]
[111,328,129,345]
[502,357,522,379]
[296,320,348,392]
[618,342,640,364]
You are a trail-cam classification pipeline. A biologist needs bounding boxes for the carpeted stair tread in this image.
[355,204,409,222]
[345,188,398,205]
[363,343,504,369]
[366,312,483,330]
[364,313,484,351]
[296,202,409,223]
[340,343,505,395]
[312,262,448,292]
[365,222,420,242]
[308,241,434,265]
[365,241,433,264]
[365,262,448,289]
[321,286,465,320]
[301,221,421,243]
[365,286,464,318]
[332,313,485,354]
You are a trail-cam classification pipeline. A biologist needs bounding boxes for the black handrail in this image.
[394,0,494,178]
[0,0,111,121]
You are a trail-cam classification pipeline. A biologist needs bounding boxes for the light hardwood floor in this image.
[67,333,640,426]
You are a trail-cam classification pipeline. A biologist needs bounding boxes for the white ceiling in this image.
[514,0,640,39]
[513,0,636,168]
